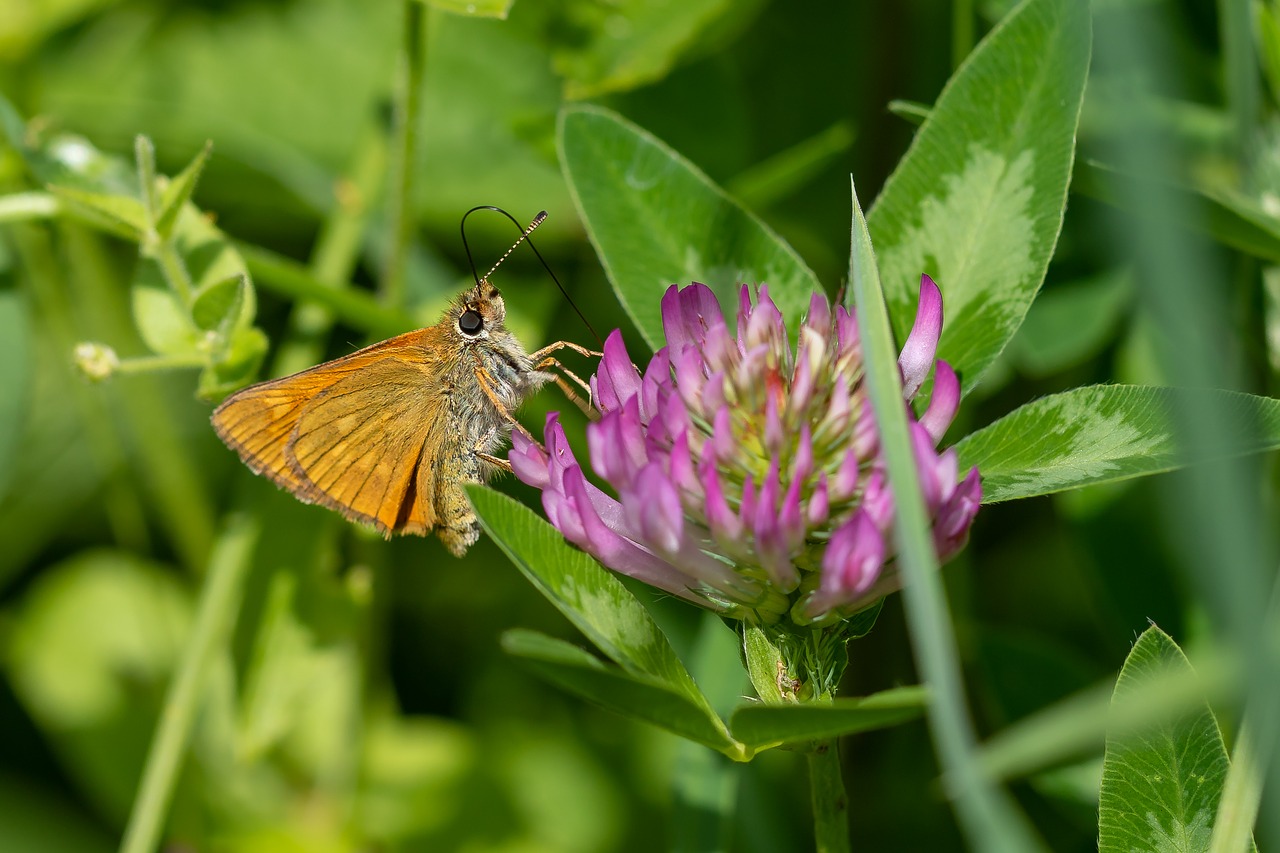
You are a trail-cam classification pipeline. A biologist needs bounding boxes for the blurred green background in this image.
[0,0,1275,850]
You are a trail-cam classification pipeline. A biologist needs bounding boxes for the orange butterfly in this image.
[212,214,593,555]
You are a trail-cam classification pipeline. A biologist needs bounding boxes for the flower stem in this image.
[237,242,407,338]
[114,352,207,374]
[808,739,850,853]
[119,515,260,853]
[274,116,388,376]
[382,0,427,308]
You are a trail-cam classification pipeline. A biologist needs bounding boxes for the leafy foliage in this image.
[1,0,1279,850]
[1098,627,1255,853]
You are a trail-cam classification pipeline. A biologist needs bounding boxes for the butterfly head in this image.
[452,280,507,341]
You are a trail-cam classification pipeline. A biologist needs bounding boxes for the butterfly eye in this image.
[458,309,484,336]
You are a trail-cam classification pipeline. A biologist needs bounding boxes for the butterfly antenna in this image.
[459,205,601,345]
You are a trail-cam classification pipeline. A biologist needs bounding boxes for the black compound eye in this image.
[458,309,484,336]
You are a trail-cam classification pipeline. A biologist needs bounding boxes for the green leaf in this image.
[502,629,739,754]
[154,140,212,240]
[47,184,146,238]
[1007,270,1132,377]
[467,486,710,709]
[551,0,732,98]
[729,686,928,751]
[132,279,198,355]
[1099,626,1254,853]
[866,0,1090,393]
[559,104,820,351]
[133,196,259,364]
[954,386,1280,503]
[426,0,515,19]
[0,290,30,497]
[197,326,268,401]
[170,207,258,318]
[191,275,248,333]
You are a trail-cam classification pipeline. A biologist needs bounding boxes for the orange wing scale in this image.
[211,332,443,536]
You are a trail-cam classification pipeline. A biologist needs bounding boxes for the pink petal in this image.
[898,274,943,400]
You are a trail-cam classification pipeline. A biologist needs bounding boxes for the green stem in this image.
[1219,0,1259,173]
[114,352,206,374]
[1208,719,1264,853]
[382,0,428,308]
[62,225,216,568]
[119,515,260,853]
[847,181,1042,851]
[808,739,850,853]
[154,241,195,306]
[274,117,389,376]
[237,242,408,338]
[1208,572,1280,853]
[0,191,60,222]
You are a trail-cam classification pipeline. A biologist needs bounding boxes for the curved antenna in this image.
[459,205,600,345]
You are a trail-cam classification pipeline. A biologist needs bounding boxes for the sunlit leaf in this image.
[191,275,248,333]
[47,185,145,238]
[867,0,1091,392]
[955,386,1280,503]
[132,279,196,355]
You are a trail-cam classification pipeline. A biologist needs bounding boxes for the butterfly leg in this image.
[530,340,602,361]
[534,357,596,418]
[473,426,515,473]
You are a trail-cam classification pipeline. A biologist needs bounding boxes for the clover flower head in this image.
[511,275,980,627]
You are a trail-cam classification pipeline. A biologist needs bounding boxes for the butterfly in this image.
[212,213,594,555]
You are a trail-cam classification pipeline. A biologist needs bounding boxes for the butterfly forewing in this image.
[211,381,313,492]
[288,356,445,534]
[211,331,446,533]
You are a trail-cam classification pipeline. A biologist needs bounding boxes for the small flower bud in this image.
[74,342,119,381]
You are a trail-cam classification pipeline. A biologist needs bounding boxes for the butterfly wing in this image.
[286,355,448,535]
[211,331,445,534]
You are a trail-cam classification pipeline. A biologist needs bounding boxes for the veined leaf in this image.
[867,0,1091,393]
[1098,627,1254,853]
[559,104,819,351]
[955,386,1280,503]
[468,486,715,716]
